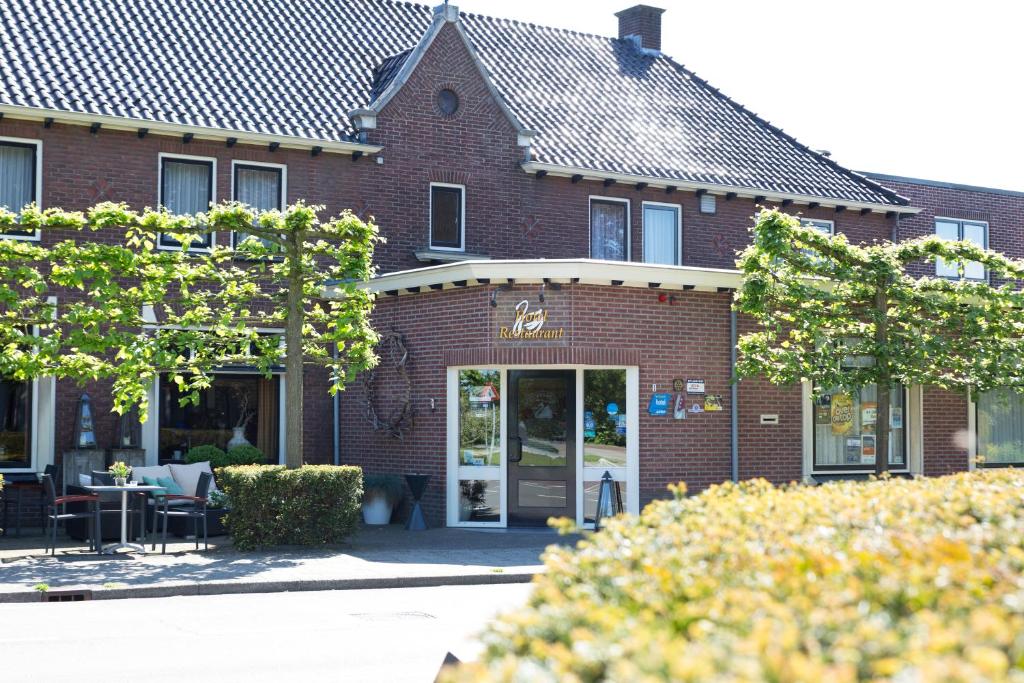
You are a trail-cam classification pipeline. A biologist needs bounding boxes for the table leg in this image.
[120,490,128,545]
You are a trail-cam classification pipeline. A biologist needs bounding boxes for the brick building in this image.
[0,1,1019,526]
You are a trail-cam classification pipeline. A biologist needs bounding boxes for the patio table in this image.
[84,484,163,554]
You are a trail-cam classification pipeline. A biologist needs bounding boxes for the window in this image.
[801,218,834,236]
[0,377,32,469]
[935,218,987,280]
[699,193,716,214]
[430,184,464,250]
[158,373,278,462]
[457,369,501,523]
[590,198,629,261]
[583,369,627,524]
[977,388,1024,466]
[232,162,284,250]
[642,202,680,265]
[159,155,215,250]
[812,384,907,470]
[0,139,40,240]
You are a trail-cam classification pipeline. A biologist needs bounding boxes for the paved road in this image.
[0,583,533,682]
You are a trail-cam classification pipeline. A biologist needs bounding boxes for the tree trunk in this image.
[284,251,304,469]
[874,282,890,476]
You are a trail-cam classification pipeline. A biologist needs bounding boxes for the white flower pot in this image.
[227,426,251,449]
[362,494,394,525]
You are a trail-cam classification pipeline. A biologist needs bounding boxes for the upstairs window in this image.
[430,184,464,251]
[232,162,284,250]
[642,202,680,265]
[159,155,214,250]
[935,218,987,280]
[801,218,834,236]
[0,139,40,240]
[699,193,716,214]
[590,198,629,261]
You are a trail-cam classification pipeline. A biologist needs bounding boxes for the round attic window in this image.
[436,88,459,116]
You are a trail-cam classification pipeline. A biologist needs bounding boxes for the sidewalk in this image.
[0,525,575,602]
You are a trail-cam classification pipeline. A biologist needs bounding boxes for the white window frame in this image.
[588,196,631,262]
[230,160,287,249]
[429,182,465,252]
[446,365,640,529]
[801,380,922,478]
[0,136,43,241]
[641,200,682,266]
[934,216,989,281]
[157,152,217,252]
[699,193,716,215]
[800,218,834,236]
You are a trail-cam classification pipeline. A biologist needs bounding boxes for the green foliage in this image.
[362,473,404,505]
[217,464,362,550]
[226,444,265,466]
[33,583,49,592]
[184,444,227,467]
[0,201,381,467]
[108,461,130,479]
[450,470,1024,682]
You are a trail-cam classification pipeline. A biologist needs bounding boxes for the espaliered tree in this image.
[734,208,1024,474]
[0,201,380,468]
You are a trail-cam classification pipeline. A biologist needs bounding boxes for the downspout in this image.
[730,306,739,482]
[332,342,340,466]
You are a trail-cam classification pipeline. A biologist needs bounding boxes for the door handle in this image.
[509,436,522,463]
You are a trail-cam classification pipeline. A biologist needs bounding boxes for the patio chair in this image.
[153,471,212,554]
[91,471,147,544]
[42,474,100,555]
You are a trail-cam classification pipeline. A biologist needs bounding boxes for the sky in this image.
[455,0,1024,191]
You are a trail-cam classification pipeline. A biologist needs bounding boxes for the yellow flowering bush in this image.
[450,470,1024,682]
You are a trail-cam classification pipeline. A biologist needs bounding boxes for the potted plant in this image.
[227,389,255,449]
[362,474,404,525]
[108,461,131,486]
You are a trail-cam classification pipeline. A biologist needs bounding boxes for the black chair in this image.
[42,474,100,555]
[154,471,212,553]
[91,471,147,544]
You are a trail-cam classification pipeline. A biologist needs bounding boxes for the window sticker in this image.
[831,393,854,435]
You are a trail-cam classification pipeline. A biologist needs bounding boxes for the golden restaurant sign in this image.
[498,299,565,340]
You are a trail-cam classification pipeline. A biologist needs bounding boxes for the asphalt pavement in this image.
[0,583,534,682]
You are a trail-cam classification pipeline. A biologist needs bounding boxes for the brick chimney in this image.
[615,5,665,53]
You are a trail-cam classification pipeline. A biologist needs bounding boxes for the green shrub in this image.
[363,473,404,505]
[226,444,265,465]
[218,464,362,550]
[448,470,1024,682]
[185,444,227,467]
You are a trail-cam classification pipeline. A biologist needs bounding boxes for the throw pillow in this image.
[168,461,217,496]
[157,476,184,495]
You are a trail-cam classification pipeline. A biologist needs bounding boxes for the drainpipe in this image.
[332,342,340,466]
[730,307,739,482]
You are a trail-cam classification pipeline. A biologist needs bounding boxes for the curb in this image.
[0,570,538,603]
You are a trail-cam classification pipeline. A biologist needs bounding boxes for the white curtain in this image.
[643,206,678,265]
[978,388,1024,464]
[591,201,626,261]
[235,166,281,247]
[163,161,211,215]
[0,143,34,212]
[236,167,280,211]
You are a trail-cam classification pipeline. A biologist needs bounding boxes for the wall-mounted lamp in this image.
[429,398,436,412]
[538,283,545,303]
[490,289,499,307]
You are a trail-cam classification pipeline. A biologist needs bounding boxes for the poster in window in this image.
[861,435,876,464]
[891,406,903,429]
[831,393,854,435]
[861,402,877,428]
[815,394,832,424]
[845,438,861,463]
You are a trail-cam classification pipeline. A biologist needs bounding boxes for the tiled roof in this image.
[0,0,906,206]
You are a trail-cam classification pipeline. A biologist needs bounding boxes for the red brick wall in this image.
[339,284,804,523]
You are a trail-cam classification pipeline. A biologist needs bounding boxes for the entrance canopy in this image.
[325,258,744,299]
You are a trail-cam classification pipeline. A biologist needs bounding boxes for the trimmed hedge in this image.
[185,445,226,466]
[218,465,362,550]
[186,444,264,469]
[449,470,1024,682]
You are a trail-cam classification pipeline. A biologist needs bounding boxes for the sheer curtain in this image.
[590,201,626,260]
[161,160,211,248]
[0,144,33,211]
[978,388,1024,464]
[235,166,281,248]
[643,205,678,265]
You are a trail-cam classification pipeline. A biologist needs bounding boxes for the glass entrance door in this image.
[507,370,575,526]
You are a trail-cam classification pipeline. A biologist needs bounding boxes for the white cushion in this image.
[78,473,92,487]
[132,464,172,484]
[168,461,217,497]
